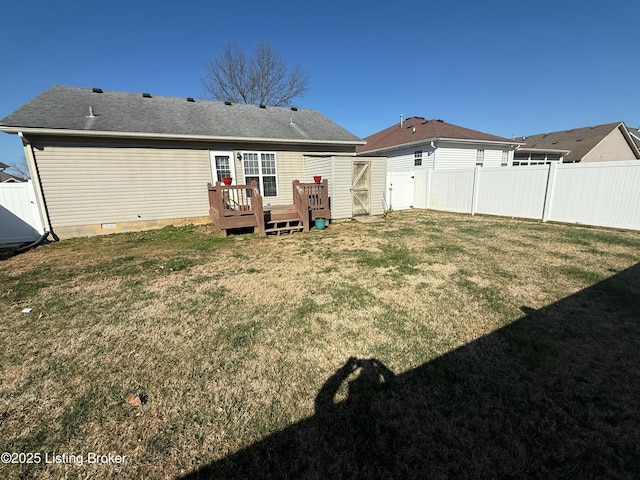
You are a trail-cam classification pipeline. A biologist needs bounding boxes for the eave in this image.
[358,137,523,156]
[0,126,366,147]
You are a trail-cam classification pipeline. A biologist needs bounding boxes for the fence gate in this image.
[0,181,44,244]
[351,161,371,216]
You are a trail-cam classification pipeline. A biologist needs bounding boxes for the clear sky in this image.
[1,0,638,168]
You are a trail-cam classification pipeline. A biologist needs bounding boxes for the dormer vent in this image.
[142,93,152,98]
[92,88,103,94]
[290,107,298,111]
[259,104,266,109]
[224,101,232,106]
[187,97,195,102]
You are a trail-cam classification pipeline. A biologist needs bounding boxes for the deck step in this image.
[265,219,303,235]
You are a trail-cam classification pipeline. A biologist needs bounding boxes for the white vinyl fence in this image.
[0,181,45,244]
[387,161,640,231]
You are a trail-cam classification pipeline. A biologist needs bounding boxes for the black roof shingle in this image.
[0,85,364,146]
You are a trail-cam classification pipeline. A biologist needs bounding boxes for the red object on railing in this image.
[313,176,322,184]
[222,177,232,185]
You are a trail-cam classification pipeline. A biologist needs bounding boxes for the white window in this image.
[476,149,485,166]
[243,151,278,197]
[501,150,509,167]
[414,150,423,166]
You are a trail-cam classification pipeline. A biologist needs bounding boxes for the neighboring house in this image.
[0,85,385,239]
[356,116,521,170]
[627,126,640,151]
[0,161,24,183]
[513,122,640,165]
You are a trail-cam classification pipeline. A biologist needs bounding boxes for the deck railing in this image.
[293,179,330,232]
[207,181,264,235]
[208,179,328,236]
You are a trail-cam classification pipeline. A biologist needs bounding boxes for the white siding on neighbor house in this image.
[35,143,211,227]
[483,149,505,167]
[386,146,435,172]
[435,145,511,169]
[435,146,478,169]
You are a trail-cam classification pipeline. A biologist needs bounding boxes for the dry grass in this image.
[1,210,640,479]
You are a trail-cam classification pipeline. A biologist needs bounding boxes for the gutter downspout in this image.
[18,132,59,242]
[430,141,437,169]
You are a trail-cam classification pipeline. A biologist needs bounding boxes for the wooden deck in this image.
[207,179,330,236]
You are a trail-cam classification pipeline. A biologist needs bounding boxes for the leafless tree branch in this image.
[201,42,309,106]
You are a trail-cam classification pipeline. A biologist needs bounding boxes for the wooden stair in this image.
[264,207,304,235]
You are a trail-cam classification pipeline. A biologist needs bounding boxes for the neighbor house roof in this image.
[515,122,640,162]
[357,117,517,154]
[0,85,364,146]
[628,126,640,150]
[0,171,24,183]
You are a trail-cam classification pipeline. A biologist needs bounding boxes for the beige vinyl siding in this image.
[304,156,386,219]
[303,156,332,184]
[29,135,358,235]
[331,158,354,219]
[35,143,211,228]
[236,150,309,206]
[583,127,638,162]
[368,156,387,215]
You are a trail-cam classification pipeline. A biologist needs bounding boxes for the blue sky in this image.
[1,0,638,168]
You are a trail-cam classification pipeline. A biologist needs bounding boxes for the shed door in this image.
[351,161,371,216]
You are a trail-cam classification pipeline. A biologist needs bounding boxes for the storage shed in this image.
[304,155,387,219]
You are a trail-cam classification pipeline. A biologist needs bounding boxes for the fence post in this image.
[471,166,481,215]
[542,162,558,222]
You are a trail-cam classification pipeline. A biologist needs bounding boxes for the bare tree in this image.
[202,42,309,107]
[1,158,30,180]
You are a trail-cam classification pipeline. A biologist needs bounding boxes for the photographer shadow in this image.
[180,262,640,479]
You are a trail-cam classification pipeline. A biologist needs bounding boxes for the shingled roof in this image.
[357,117,515,154]
[0,85,364,146]
[514,122,640,162]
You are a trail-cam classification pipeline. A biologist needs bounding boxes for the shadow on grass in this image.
[181,263,640,479]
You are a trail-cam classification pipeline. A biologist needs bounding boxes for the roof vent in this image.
[87,106,96,118]
[259,104,266,109]
[422,120,429,124]
[576,138,583,142]
[92,88,103,93]
[187,97,195,102]
[224,101,232,106]
[436,119,444,122]
[290,107,298,111]
[142,93,152,98]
